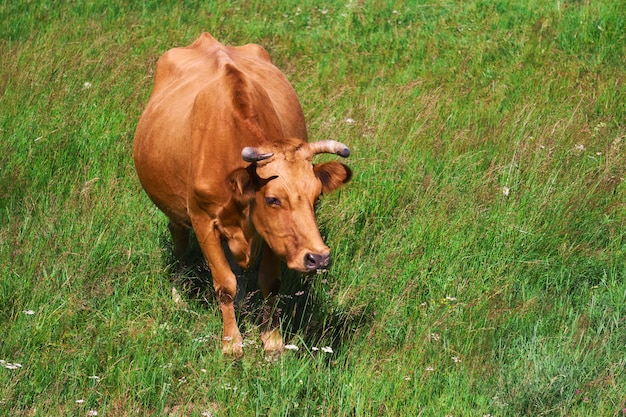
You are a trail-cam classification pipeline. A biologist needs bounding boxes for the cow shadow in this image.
[159,227,371,354]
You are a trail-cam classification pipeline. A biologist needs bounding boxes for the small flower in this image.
[172,287,182,304]
[502,186,510,197]
[575,144,586,152]
[284,344,299,351]
[445,296,457,302]
[404,376,411,381]
[311,347,319,351]
[426,366,434,371]
[193,335,211,343]
[321,346,333,354]
[23,310,35,315]
[345,117,355,124]
[83,82,92,89]
[451,356,461,363]
[87,411,98,416]
[0,360,22,370]
[75,399,85,404]
[88,375,100,381]
[295,291,305,296]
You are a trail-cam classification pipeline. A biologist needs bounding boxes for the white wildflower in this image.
[295,291,305,296]
[426,366,435,371]
[0,360,22,370]
[321,346,333,354]
[83,82,92,89]
[445,296,457,302]
[502,186,510,197]
[194,335,211,343]
[87,411,98,416]
[172,287,182,304]
[311,347,319,351]
[451,356,461,363]
[88,375,100,381]
[75,399,85,404]
[575,144,586,152]
[284,344,299,351]
[23,310,35,315]
[345,117,355,124]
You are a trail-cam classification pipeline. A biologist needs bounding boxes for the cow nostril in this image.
[304,253,330,271]
[304,253,317,270]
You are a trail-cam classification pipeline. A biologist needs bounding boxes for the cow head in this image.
[229,139,351,272]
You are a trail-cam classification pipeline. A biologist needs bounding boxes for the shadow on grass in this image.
[159,227,371,354]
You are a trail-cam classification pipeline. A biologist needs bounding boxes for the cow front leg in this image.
[258,246,284,354]
[193,216,243,357]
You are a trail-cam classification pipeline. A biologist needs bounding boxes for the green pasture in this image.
[1,1,625,415]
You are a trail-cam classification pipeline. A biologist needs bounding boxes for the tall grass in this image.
[1,1,624,416]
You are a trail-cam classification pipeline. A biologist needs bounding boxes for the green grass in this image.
[1,0,625,415]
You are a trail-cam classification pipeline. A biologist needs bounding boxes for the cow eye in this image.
[265,197,281,207]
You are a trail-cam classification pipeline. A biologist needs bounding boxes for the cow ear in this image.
[314,161,352,194]
[228,167,256,205]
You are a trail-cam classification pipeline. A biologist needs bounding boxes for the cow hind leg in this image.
[168,221,190,261]
[258,247,284,355]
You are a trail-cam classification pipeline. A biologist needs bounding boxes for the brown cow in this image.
[133,33,352,357]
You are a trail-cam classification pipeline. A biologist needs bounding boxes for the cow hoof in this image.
[261,331,284,356]
[222,336,244,359]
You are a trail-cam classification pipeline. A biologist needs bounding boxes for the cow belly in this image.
[134,116,192,227]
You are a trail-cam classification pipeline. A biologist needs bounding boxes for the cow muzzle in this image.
[304,252,330,272]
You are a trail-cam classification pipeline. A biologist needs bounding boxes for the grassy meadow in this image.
[1,0,625,415]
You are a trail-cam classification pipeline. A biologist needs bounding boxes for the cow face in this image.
[230,140,351,272]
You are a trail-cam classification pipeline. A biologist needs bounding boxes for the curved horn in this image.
[242,147,274,163]
[309,140,350,158]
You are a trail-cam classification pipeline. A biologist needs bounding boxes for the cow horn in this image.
[242,147,274,162]
[309,140,350,158]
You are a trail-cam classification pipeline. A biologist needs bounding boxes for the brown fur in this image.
[133,33,351,357]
